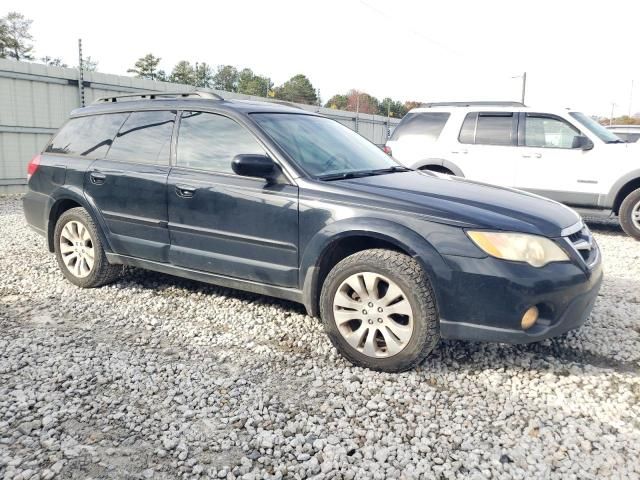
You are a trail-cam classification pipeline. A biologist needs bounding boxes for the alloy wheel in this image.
[333,272,414,358]
[59,220,95,278]
[633,199,640,230]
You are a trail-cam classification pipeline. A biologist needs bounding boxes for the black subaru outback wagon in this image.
[24,92,603,372]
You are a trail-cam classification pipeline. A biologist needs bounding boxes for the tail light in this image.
[382,146,392,156]
[27,154,41,180]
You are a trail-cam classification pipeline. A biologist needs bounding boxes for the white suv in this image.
[386,101,640,239]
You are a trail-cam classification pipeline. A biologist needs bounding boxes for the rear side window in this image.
[176,111,265,173]
[46,113,128,157]
[390,112,450,142]
[458,112,515,146]
[106,111,175,164]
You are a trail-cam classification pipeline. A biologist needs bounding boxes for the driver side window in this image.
[525,115,581,149]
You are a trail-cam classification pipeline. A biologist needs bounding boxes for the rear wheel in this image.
[320,249,439,372]
[54,207,121,287]
[619,188,640,240]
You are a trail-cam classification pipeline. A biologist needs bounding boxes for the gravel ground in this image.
[1,195,639,480]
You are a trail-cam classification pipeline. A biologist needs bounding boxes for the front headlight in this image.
[467,231,569,267]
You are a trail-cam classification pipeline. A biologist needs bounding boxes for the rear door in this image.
[454,111,518,186]
[85,110,176,262]
[167,111,299,287]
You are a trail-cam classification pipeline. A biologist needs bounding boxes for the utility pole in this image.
[77,39,85,107]
[610,103,616,126]
[355,92,360,133]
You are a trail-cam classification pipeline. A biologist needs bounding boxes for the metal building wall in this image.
[0,59,400,193]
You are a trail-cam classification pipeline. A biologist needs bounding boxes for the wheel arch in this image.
[46,187,112,254]
[412,158,464,177]
[300,218,445,317]
[612,176,640,214]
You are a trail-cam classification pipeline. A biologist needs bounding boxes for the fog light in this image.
[521,306,539,330]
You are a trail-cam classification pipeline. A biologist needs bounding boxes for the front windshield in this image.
[570,112,623,143]
[252,113,401,178]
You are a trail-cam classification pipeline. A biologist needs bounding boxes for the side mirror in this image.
[231,154,276,180]
[572,135,594,150]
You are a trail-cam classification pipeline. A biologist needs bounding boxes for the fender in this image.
[603,169,640,211]
[411,158,465,177]
[300,217,452,317]
[46,185,114,254]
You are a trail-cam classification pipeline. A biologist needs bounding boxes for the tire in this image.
[319,249,439,372]
[53,207,121,288]
[619,187,640,240]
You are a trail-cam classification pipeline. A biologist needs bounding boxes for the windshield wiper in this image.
[606,139,625,144]
[318,166,411,181]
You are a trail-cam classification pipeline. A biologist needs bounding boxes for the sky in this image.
[7,0,640,117]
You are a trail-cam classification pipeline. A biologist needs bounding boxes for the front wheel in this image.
[619,187,640,240]
[320,249,439,372]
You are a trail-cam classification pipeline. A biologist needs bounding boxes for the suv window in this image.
[177,111,265,173]
[45,113,128,157]
[389,112,450,142]
[106,111,175,164]
[525,114,580,148]
[459,112,514,146]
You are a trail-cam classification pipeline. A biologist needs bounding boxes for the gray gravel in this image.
[1,195,639,480]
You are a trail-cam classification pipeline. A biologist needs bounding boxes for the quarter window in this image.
[458,112,515,146]
[525,115,581,148]
[106,111,175,164]
[389,112,450,142]
[46,113,128,157]
[177,112,265,173]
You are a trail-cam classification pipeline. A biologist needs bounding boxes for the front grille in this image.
[565,224,597,266]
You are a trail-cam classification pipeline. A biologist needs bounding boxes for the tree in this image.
[237,68,271,97]
[2,12,34,61]
[344,89,378,114]
[0,17,7,58]
[193,62,213,88]
[127,54,164,80]
[325,94,348,110]
[40,56,68,68]
[82,56,98,72]
[378,97,407,118]
[169,60,195,85]
[213,65,239,92]
[403,100,422,112]
[274,74,317,105]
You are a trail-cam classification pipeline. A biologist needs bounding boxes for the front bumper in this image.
[435,244,603,344]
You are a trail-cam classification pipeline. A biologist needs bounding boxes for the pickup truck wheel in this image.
[619,188,640,240]
[320,249,439,372]
[54,207,121,288]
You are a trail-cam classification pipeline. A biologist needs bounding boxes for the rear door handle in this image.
[451,149,468,154]
[175,184,196,198]
[522,153,542,159]
[89,171,106,185]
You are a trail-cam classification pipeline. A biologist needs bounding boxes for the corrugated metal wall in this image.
[0,59,400,193]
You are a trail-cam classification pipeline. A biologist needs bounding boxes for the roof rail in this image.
[265,99,306,110]
[420,101,526,108]
[93,91,224,104]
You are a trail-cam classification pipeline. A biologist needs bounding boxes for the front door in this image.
[513,113,600,207]
[85,110,176,262]
[167,111,299,287]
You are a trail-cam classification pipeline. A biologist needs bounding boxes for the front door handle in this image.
[89,171,106,185]
[522,153,542,159]
[175,184,196,198]
[451,149,468,154]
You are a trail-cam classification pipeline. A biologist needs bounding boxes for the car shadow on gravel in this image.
[584,217,627,236]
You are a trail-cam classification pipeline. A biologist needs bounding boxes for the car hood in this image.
[329,171,580,237]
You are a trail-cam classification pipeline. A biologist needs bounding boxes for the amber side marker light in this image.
[522,306,539,330]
